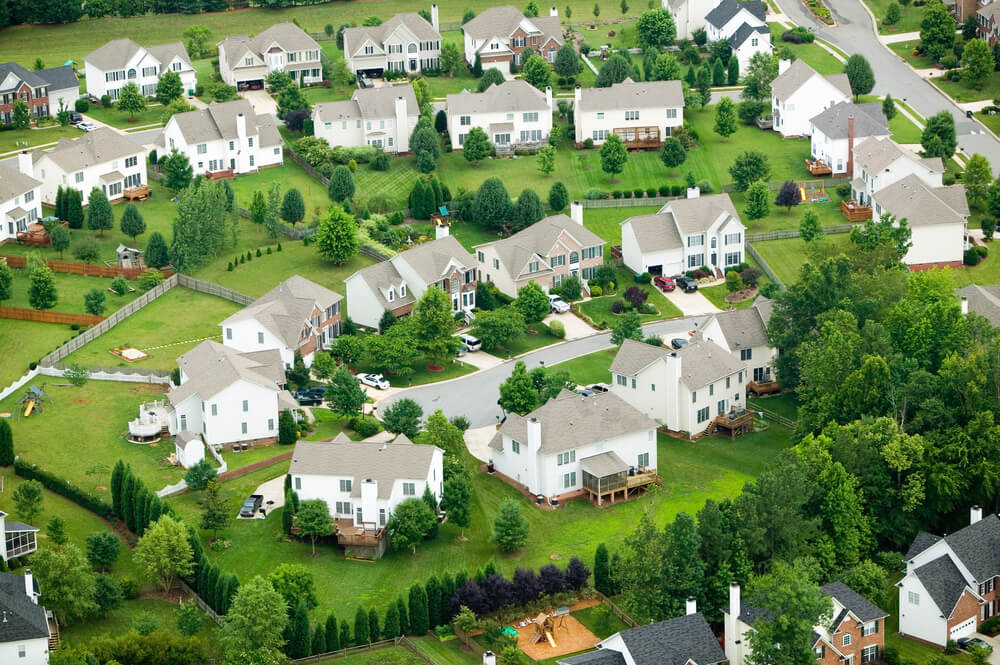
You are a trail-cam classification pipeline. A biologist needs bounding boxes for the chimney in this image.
[574,85,582,141]
[483,652,497,665]
[972,505,983,525]
[431,4,440,31]
[17,150,32,178]
[545,85,553,111]
[435,219,450,239]
[570,200,583,225]
[725,582,741,665]
[527,417,541,452]
[687,186,700,199]
[236,112,247,142]
[846,114,855,179]
[550,6,558,15]
[395,95,409,153]
[24,569,34,603]
[961,295,969,315]
[686,597,697,615]
[778,58,791,75]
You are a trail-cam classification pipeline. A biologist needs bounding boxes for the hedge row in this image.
[14,458,115,520]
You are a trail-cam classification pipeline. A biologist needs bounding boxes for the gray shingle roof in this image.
[168,341,285,406]
[475,214,604,277]
[0,62,47,92]
[170,99,274,146]
[353,84,419,120]
[0,573,49,643]
[577,79,683,112]
[663,193,741,235]
[289,435,440,499]
[959,284,1000,327]
[344,13,440,57]
[579,450,629,477]
[706,0,766,28]
[145,42,194,71]
[395,234,476,285]
[941,513,1000,581]
[33,127,143,173]
[562,613,725,665]
[820,582,889,623]
[914,554,971,616]
[490,390,657,455]
[905,530,944,561]
[809,102,889,140]
[772,58,851,102]
[852,137,942,175]
[558,650,627,665]
[0,161,41,202]
[612,339,744,389]
[872,174,969,227]
[36,65,79,92]
[220,23,321,70]
[610,338,672,376]
[698,298,772,349]
[221,275,343,349]
[84,38,143,70]
[348,260,415,312]
[730,23,770,47]
[621,212,682,253]
[463,6,563,45]
[447,80,549,115]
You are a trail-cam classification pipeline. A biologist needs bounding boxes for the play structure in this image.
[798,180,828,203]
[18,385,47,418]
[528,612,560,647]
[514,605,599,660]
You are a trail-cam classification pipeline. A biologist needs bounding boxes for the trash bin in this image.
[967,110,974,118]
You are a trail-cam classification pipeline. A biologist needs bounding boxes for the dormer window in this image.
[387,288,395,303]
[400,284,407,297]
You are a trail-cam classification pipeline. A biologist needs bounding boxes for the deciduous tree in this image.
[325,366,366,417]
[611,310,642,345]
[162,148,193,193]
[713,97,736,140]
[268,563,318,611]
[156,70,184,104]
[200,480,230,540]
[595,53,634,87]
[33,543,98,625]
[388,498,436,553]
[844,54,875,100]
[223,576,288,663]
[514,281,550,322]
[775,180,801,213]
[474,307,526,350]
[117,82,146,118]
[660,136,687,169]
[134,515,194,593]
[462,127,491,165]
[411,285,460,363]
[499,360,538,415]
[920,0,955,62]
[521,54,552,90]
[729,150,770,191]
[295,500,335,555]
[964,38,994,88]
[382,398,424,439]
[537,145,556,175]
[799,209,823,243]
[328,165,355,201]
[28,265,57,310]
[964,153,992,210]
[599,133,628,177]
[316,205,358,265]
[636,8,676,49]
[745,562,832,665]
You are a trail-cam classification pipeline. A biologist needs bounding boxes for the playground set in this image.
[17,385,47,418]
[796,180,827,203]
[511,606,600,660]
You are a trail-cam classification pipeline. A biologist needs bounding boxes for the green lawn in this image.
[0,380,184,493]
[768,24,845,75]
[4,268,143,315]
[61,597,221,646]
[353,355,478,387]
[572,604,630,639]
[354,156,423,211]
[229,161,332,227]
[410,635,480,665]
[0,124,84,154]
[888,40,936,69]
[0,320,79,387]
[890,111,923,144]
[63,287,241,369]
[308,646,428,665]
[977,111,1000,137]
[477,322,563,357]
[883,577,974,665]
[407,220,501,252]
[933,74,1000,104]
[864,0,925,34]
[733,194,845,234]
[700,283,756,310]
[552,348,616,385]
[85,102,167,129]
[578,268,683,327]
[748,392,799,421]
[584,205,660,245]
[752,233,853,285]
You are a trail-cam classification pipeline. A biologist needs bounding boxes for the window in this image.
[142,66,157,77]
[249,155,255,167]
[364,45,375,55]
[248,137,254,147]
[592,129,609,141]
[245,57,254,66]
[666,108,678,119]
[529,261,540,273]
[258,332,264,344]
[241,422,248,434]
[596,112,604,120]
[692,391,697,403]
[631,378,636,389]
[861,646,878,663]
[380,508,386,526]
[740,348,752,361]
[651,384,655,391]
[211,404,218,416]
[751,38,758,47]
[563,472,576,488]
[616,375,627,386]
[197,143,207,154]
[638,452,649,468]
[687,234,704,247]
[625,110,639,121]
[725,252,741,266]
[815,646,826,658]
[709,384,714,396]
[842,634,852,647]
[268,418,274,430]
[569,251,579,264]
[697,406,710,423]
[400,284,407,297]
[340,479,352,492]
[335,501,351,514]
[173,61,182,71]
[582,246,602,259]
[493,258,499,269]
[494,133,511,145]
[75,171,84,183]
[294,477,301,490]
[550,255,565,267]
[687,254,704,269]
[125,156,137,168]
[180,414,187,429]
[403,482,416,496]
[557,451,576,465]
[460,115,471,126]
[861,621,877,637]
[512,440,521,454]
[725,232,742,244]
[387,288,395,303]
[523,112,539,122]
[908,591,920,605]
[242,399,248,412]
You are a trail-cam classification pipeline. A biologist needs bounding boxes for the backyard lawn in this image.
[0,124,83,155]
[309,647,428,665]
[584,205,659,245]
[228,161,331,226]
[4,268,143,315]
[408,219,501,251]
[572,604,630,639]
[354,155,423,211]
[732,192,845,234]
[749,392,799,422]
[768,24,844,75]
[864,0,925,34]
[63,286,241,369]
[0,320,73,388]
[751,233,853,285]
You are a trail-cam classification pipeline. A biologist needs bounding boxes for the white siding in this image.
[0,183,42,243]
[898,574,949,646]
[0,636,49,665]
[574,104,683,146]
[905,223,966,266]
[33,150,147,206]
[222,319,295,369]
[344,275,389,330]
[772,76,850,138]
[447,104,552,150]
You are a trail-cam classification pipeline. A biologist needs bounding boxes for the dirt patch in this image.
[138,588,189,604]
[426,364,445,372]
[549,553,562,560]
[95,486,107,492]
[74,398,90,404]
[455,535,469,542]
[526,329,539,335]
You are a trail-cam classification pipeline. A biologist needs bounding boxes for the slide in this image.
[799,185,806,201]
[23,401,34,417]
[546,631,557,648]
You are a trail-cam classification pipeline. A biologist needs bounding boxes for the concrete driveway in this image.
[240,89,278,116]
[545,311,594,340]
[663,289,721,316]
[969,634,1000,665]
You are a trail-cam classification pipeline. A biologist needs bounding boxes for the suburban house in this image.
[978,2,1000,46]
[705,0,770,72]
[31,127,146,205]
[953,0,977,22]
[342,8,442,76]
[462,5,563,72]
[771,59,851,138]
[573,79,684,147]
[694,297,776,385]
[850,137,944,206]
[958,284,1000,326]
[487,389,659,504]
[0,512,37,563]
[725,580,887,665]
[473,211,605,297]
[0,62,79,122]
[663,0,723,40]
[899,508,1000,646]
[218,23,323,90]
[808,102,890,177]
[160,99,283,177]
[174,431,206,469]
[344,232,477,329]
[165,340,297,448]
[609,338,747,437]
[0,570,52,665]
[870,174,969,269]
[560,602,726,665]
[0,153,42,243]
[446,80,553,151]
[220,275,343,368]
[312,85,419,153]
[289,433,444,559]
[620,191,746,277]
[84,39,196,101]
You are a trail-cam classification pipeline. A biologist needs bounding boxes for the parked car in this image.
[239,494,263,517]
[576,387,594,396]
[548,294,571,313]
[357,373,390,390]
[958,637,993,654]
[78,121,96,132]
[294,390,323,406]
[456,333,482,352]
[653,275,675,292]
[673,275,698,292]
[670,338,689,350]
[68,111,83,125]
[590,383,611,393]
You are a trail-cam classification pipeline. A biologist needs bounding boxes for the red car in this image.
[653,275,676,292]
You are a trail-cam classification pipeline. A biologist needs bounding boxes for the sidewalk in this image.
[879,31,919,44]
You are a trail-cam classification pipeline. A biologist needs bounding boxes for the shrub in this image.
[634,272,652,284]
[549,320,565,339]
[75,98,89,112]
[611,300,625,314]
[836,183,852,199]
[633,188,644,198]
[351,416,382,437]
[70,323,81,331]
[450,416,471,431]
[623,190,633,199]
[612,190,622,199]
[965,247,982,265]
[671,184,684,196]
[695,180,714,194]
[975,244,988,257]
[584,188,607,200]
[583,138,594,149]
[590,285,603,297]
[137,270,164,291]
[945,640,960,655]
[659,185,670,196]
[100,94,111,107]
[646,187,657,197]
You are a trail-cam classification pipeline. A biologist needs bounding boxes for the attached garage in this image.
[482,59,510,75]
[949,617,976,641]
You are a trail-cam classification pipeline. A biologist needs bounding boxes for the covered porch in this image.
[580,451,658,507]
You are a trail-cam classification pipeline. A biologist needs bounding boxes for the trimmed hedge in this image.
[14,458,115,520]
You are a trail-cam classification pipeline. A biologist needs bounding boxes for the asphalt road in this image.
[773,0,1000,172]
[378,315,709,427]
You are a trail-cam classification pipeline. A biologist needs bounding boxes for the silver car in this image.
[548,294,570,313]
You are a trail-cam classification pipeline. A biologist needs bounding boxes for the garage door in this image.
[485,61,510,75]
[950,617,976,640]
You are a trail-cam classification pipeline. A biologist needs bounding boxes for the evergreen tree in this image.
[65,188,84,229]
[728,55,739,85]
[28,265,57,310]
[339,620,351,648]
[145,231,170,269]
[512,188,544,230]
[354,606,370,644]
[425,576,443,629]
[326,613,340,651]
[162,149,194,193]
[843,54,875,100]
[287,601,311,658]
[743,180,770,220]
[462,127,491,165]
[548,181,569,211]
[714,97,736,140]
[396,597,409,634]
[594,543,612,595]
[383,602,401,637]
[55,186,66,222]
[494,497,529,552]
[0,419,13,467]
[712,57,725,86]
[87,187,113,236]
[408,584,430,635]
[122,472,136,531]
[280,188,306,226]
[311,622,326,656]
[882,93,897,120]
[120,203,146,240]
[328,166,355,202]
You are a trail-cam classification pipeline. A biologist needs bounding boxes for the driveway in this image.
[772,0,1000,173]
[249,475,284,517]
[240,89,278,116]
[663,289,721,316]
[969,634,1000,665]
[545,311,595,340]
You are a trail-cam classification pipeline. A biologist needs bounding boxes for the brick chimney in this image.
[846,114,855,179]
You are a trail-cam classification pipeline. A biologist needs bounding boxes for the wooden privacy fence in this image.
[746,223,857,243]
[0,254,174,280]
[595,591,639,628]
[0,307,104,326]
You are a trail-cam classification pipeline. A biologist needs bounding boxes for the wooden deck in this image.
[697,409,754,440]
[626,469,658,489]
[841,200,872,222]
[205,169,235,180]
[805,159,833,176]
[748,380,780,397]
[123,184,150,201]
[614,126,661,150]
[335,519,383,547]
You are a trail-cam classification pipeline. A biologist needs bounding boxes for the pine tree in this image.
[55,186,66,222]
[0,419,16,467]
[368,608,380,643]
[383,602,401,637]
[728,55,739,85]
[396,597,409,634]
[122,473,136,532]
[288,601,311,658]
[354,606,370,644]
[594,543,612,595]
[408,584,430,635]
[339,620,351,648]
[65,188,84,229]
[86,187,113,237]
[326,613,340,651]
[312,622,326,656]
[221,573,239,614]
[425,575,442,629]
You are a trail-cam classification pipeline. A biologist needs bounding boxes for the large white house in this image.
[0,570,51,665]
[85,39,196,101]
[771,59,851,138]
[161,99,283,177]
[851,137,944,206]
[488,390,658,502]
[345,233,477,329]
[1,153,42,243]
[343,9,442,76]
[446,80,553,151]
[289,433,443,558]
[220,275,343,368]
[312,85,419,153]
[610,338,746,435]
[899,509,1000,646]
[663,0,723,40]
[705,0,770,72]
[31,128,146,205]
[808,102,889,177]
[871,174,969,269]
[462,5,563,73]
[620,192,746,277]
[694,297,776,384]
[218,23,323,90]
[573,79,684,147]
[165,341,297,448]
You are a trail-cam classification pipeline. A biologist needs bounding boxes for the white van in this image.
[456,333,482,352]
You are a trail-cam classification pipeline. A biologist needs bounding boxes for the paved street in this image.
[773,0,1000,172]
[379,315,708,427]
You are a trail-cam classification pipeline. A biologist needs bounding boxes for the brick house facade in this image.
[0,63,51,124]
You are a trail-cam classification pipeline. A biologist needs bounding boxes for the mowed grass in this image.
[889,40,936,69]
[584,205,660,245]
[63,287,241,369]
[768,24,844,75]
[4,268,142,315]
[552,348,616,385]
[229,161,332,226]
[0,124,84,154]
[166,426,792,619]
[890,111,923,144]
[61,597,221,647]
[0,320,74,387]
[732,192,844,234]
[308,647,428,665]
[572,604,631,639]
[0,380,184,491]
[933,74,1000,104]
[354,156,423,211]
[865,0,925,34]
[85,102,167,129]
[578,268,683,327]
[751,233,853,285]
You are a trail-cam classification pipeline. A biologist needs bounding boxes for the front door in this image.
[409,58,417,70]
[711,252,717,267]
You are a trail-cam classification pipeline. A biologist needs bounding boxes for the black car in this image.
[240,494,263,517]
[295,391,323,406]
[674,275,699,292]
[670,337,689,350]
[68,111,83,125]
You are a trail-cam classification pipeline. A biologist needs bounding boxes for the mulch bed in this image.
[426,364,445,372]
[724,286,759,304]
